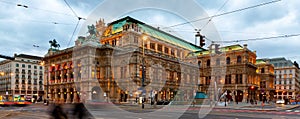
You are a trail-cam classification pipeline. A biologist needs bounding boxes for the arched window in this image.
[226,57,231,65]
[237,56,242,63]
[206,59,210,67]
[261,68,265,73]
[198,61,201,68]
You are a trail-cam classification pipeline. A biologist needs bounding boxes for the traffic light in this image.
[200,35,205,47]
[195,31,205,47]
[250,86,255,90]
[215,44,221,54]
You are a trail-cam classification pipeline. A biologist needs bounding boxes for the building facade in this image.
[262,58,300,100]
[44,16,203,104]
[196,44,258,102]
[255,59,275,102]
[0,54,44,102]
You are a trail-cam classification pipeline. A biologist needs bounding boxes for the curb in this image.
[213,104,300,111]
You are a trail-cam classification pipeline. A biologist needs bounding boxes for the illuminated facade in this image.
[255,59,275,101]
[0,54,44,102]
[196,44,258,102]
[262,58,300,100]
[44,16,203,103]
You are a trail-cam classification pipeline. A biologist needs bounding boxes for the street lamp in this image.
[142,34,147,87]
[141,33,148,109]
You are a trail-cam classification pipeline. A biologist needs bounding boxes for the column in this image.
[73,91,78,103]
[144,40,148,49]
[60,64,63,83]
[54,89,58,103]
[60,89,64,103]
[243,89,247,102]
[66,88,71,103]
[67,68,70,83]
[54,67,57,84]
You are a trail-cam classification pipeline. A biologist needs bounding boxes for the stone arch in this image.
[236,90,243,102]
[91,86,101,101]
[63,88,67,102]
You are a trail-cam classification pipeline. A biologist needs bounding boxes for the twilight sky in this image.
[0,0,299,63]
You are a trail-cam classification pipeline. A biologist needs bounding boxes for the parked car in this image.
[276,99,285,104]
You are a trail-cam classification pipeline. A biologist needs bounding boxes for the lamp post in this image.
[141,34,148,109]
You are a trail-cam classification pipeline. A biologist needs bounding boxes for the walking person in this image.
[73,103,87,119]
[51,104,68,119]
[261,101,264,109]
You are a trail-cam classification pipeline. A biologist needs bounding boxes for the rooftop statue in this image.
[87,24,97,36]
[49,39,60,49]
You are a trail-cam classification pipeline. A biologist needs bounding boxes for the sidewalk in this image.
[212,101,300,111]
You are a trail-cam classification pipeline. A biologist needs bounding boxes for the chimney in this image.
[243,44,248,49]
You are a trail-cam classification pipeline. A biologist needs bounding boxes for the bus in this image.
[0,95,32,106]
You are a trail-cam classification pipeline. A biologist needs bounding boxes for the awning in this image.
[195,92,207,99]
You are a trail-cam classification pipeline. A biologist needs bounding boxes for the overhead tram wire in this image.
[63,0,86,47]
[164,0,281,28]
[63,0,85,20]
[0,0,75,17]
[67,20,80,47]
[0,0,78,26]
[199,0,229,31]
[214,33,300,43]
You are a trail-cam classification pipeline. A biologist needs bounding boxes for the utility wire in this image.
[22,19,76,25]
[63,0,86,47]
[67,16,80,47]
[214,33,300,43]
[165,0,281,28]
[63,0,85,20]
[0,0,75,17]
[167,29,284,36]
[199,0,229,31]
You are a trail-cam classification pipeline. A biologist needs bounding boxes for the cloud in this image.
[201,0,300,62]
[0,0,96,58]
[0,0,299,63]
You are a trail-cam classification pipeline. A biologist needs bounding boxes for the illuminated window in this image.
[150,42,155,50]
[225,75,231,84]
[237,56,242,63]
[226,57,230,64]
[157,44,162,52]
[164,47,169,54]
[206,59,210,67]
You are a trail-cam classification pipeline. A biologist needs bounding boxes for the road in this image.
[1,104,300,119]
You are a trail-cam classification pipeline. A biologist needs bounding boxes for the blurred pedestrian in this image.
[51,104,68,119]
[73,103,87,119]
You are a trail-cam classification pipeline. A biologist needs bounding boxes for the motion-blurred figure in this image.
[51,104,68,119]
[73,103,87,119]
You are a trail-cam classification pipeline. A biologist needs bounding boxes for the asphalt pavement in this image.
[1,102,300,119]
